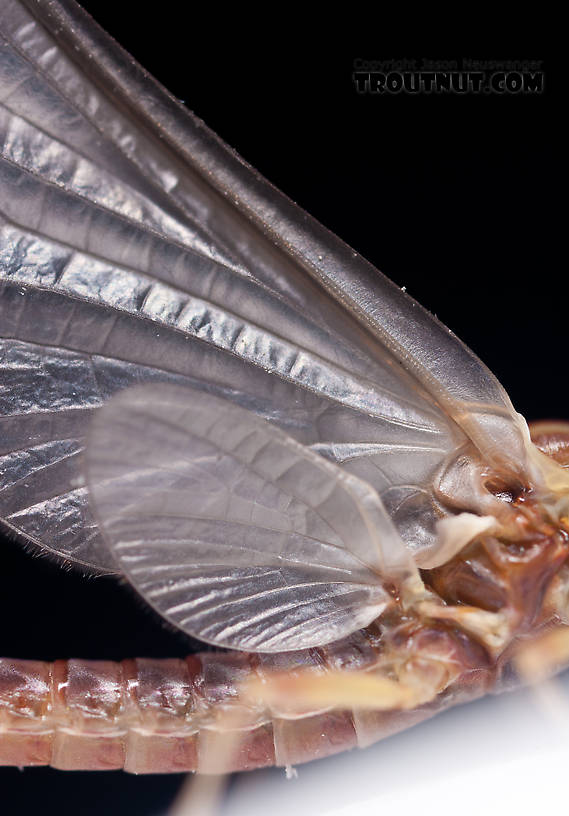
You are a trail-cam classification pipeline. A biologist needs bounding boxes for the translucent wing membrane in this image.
[86,385,420,651]
[0,0,532,584]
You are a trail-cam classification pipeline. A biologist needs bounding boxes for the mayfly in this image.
[0,0,565,793]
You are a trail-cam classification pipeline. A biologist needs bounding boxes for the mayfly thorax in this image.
[0,0,566,790]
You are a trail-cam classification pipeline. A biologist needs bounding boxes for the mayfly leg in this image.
[166,656,446,815]
[515,628,569,730]
[169,773,226,816]
[168,707,254,816]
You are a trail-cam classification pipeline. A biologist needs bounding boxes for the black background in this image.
[0,5,563,815]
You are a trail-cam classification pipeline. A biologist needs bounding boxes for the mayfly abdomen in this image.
[0,652,359,773]
[0,621,486,774]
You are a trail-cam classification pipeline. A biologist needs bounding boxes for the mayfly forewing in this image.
[1,0,465,573]
[12,1,532,478]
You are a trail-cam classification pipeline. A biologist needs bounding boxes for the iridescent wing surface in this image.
[0,1,532,646]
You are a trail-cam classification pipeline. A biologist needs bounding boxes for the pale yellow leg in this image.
[168,662,444,814]
[240,668,434,714]
[515,627,569,731]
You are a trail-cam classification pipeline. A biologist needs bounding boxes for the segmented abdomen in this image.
[0,627,463,774]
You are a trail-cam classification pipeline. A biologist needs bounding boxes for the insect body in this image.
[1,481,569,774]
[0,0,565,781]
